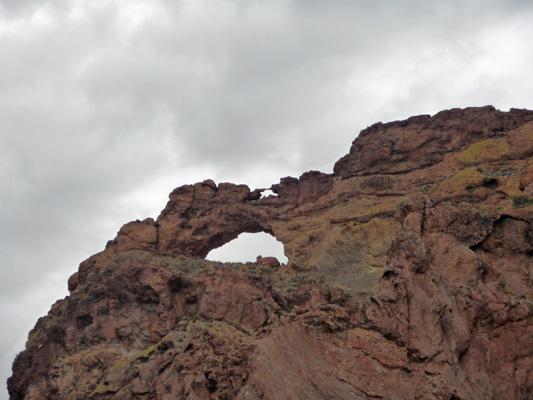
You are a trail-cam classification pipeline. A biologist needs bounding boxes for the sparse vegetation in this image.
[503,283,511,295]
[512,195,533,207]
[389,139,397,153]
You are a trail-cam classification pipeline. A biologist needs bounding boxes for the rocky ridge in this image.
[8,106,533,399]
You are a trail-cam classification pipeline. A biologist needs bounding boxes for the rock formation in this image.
[8,106,533,399]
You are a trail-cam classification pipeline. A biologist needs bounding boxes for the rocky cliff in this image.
[8,106,533,399]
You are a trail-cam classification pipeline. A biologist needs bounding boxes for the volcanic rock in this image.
[8,106,533,399]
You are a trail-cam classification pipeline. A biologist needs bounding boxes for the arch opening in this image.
[206,232,288,264]
[260,189,278,199]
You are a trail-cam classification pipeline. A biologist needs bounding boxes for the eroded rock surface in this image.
[8,106,533,399]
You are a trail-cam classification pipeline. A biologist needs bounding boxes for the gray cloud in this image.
[3,0,533,397]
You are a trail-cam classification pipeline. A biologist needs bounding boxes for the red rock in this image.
[8,106,533,400]
[256,256,281,268]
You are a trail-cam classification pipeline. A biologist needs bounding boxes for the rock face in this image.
[8,106,533,399]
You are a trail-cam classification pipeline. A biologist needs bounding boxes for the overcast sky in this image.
[2,0,533,396]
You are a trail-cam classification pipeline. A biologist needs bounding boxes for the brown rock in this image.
[8,106,533,400]
[256,256,281,268]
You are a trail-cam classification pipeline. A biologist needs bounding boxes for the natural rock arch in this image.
[114,106,533,277]
[206,232,288,264]
[11,106,533,400]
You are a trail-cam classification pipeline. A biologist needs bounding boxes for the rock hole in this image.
[482,178,498,190]
[206,232,288,264]
[76,314,93,329]
[260,189,278,199]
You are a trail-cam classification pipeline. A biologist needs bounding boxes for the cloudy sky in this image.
[2,0,533,396]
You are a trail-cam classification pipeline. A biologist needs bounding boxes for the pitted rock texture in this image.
[8,106,533,400]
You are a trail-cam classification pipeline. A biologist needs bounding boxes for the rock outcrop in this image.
[8,106,533,399]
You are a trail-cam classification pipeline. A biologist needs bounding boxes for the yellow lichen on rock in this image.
[428,167,486,200]
[310,217,400,294]
[456,138,511,166]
